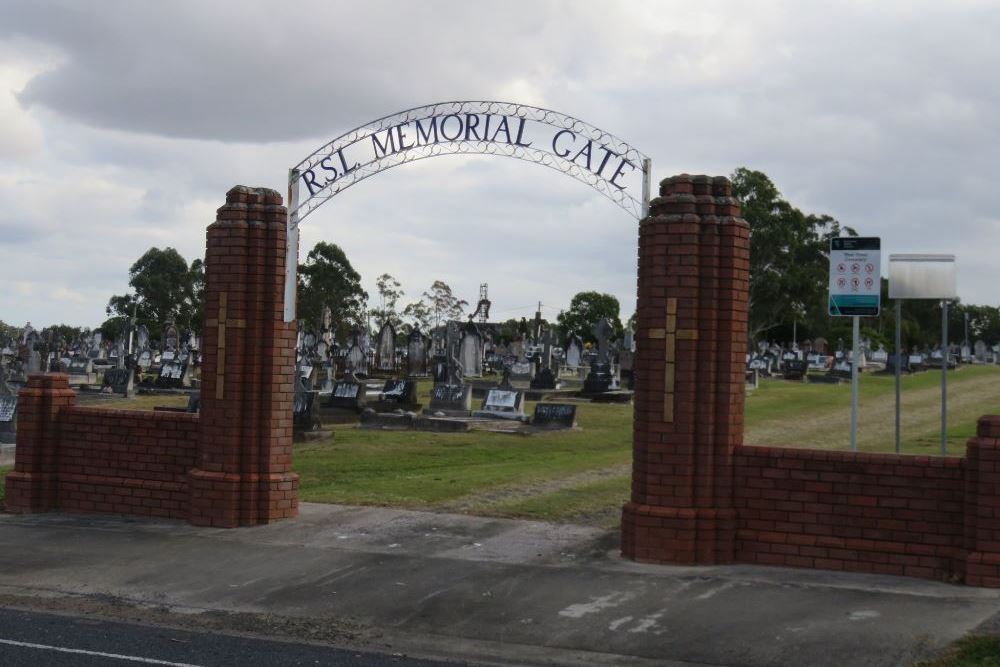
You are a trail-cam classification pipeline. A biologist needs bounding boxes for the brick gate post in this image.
[5,374,75,513]
[188,186,298,527]
[622,174,750,564]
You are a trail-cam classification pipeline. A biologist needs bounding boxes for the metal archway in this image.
[283,100,651,320]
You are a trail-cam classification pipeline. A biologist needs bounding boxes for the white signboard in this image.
[829,237,881,317]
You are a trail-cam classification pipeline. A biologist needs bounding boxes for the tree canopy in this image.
[297,241,367,339]
[104,247,203,340]
[557,291,623,343]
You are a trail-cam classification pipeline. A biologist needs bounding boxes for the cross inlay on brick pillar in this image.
[647,297,698,422]
[205,292,246,400]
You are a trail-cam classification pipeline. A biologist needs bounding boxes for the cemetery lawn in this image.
[99,366,1000,528]
[0,466,8,506]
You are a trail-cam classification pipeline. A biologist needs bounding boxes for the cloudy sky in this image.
[1,0,998,329]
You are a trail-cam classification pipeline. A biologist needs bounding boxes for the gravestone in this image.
[975,340,988,363]
[565,335,584,367]
[532,403,577,429]
[908,352,925,371]
[293,387,322,433]
[582,319,614,394]
[345,343,367,376]
[373,378,420,411]
[530,328,560,390]
[155,359,189,389]
[782,359,808,381]
[0,378,15,443]
[427,383,472,415]
[459,323,483,378]
[103,367,134,396]
[509,360,533,382]
[66,357,94,384]
[137,349,153,372]
[474,387,526,421]
[327,380,365,411]
[886,353,911,374]
[375,322,396,372]
[407,329,428,377]
[830,359,853,380]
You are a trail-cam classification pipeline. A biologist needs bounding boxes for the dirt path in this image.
[747,371,1000,452]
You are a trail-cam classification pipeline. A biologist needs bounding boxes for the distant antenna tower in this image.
[476,283,491,323]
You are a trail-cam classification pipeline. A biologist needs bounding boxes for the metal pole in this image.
[641,158,652,219]
[942,300,948,455]
[851,315,860,452]
[793,320,797,348]
[895,300,902,453]
[284,168,301,323]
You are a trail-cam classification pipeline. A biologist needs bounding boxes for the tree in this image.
[297,242,368,340]
[421,280,468,327]
[402,299,432,333]
[105,247,203,340]
[556,291,623,343]
[370,273,404,330]
[731,168,855,343]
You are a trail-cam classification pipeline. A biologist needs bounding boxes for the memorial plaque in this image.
[532,403,577,429]
[327,381,364,411]
[474,388,525,420]
[428,384,473,414]
[0,396,16,422]
[103,368,133,394]
[380,379,417,404]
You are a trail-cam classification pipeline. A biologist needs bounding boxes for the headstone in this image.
[782,359,808,381]
[459,323,483,378]
[345,343,367,376]
[0,395,15,443]
[103,367,134,395]
[137,349,153,372]
[375,322,396,372]
[155,359,189,389]
[327,380,365,411]
[975,340,988,363]
[565,335,584,367]
[407,329,428,377]
[377,378,419,407]
[427,384,473,414]
[532,403,577,429]
[582,319,614,394]
[293,388,321,433]
[871,346,888,364]
[474,388,526,421]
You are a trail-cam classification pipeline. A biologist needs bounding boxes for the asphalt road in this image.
[0,607,465,666]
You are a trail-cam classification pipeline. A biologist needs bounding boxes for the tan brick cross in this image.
[647,298,697,422]
[205,292,246,400]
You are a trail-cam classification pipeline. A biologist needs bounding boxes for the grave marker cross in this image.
[205,292,246,400]
[647,297,697,422]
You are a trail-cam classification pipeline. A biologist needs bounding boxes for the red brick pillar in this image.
[622,174,750,564]
[5,374,76,512]
[964,416,1000,587]
[188,186,298,527]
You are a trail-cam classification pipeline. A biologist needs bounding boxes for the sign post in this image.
[829,237,881,452]
[284,168,300,323]
[888,254,957,455]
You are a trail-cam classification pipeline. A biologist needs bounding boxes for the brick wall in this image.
[7,185,299,527]
[55,407,199,519]
[734,446,966,581]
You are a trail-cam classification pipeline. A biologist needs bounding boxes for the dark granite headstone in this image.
[294,390,321,432]
[428,384,472,414]
[380,379,418,405]
[103,367,134,395]
[782,359,808,381]
[0,394,15,444]
[155,360,188,389]
[327,381,365,411]
[532,403,577,429]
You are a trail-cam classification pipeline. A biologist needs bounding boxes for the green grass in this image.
[0,466,10,506]
[917,635,1000,666]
